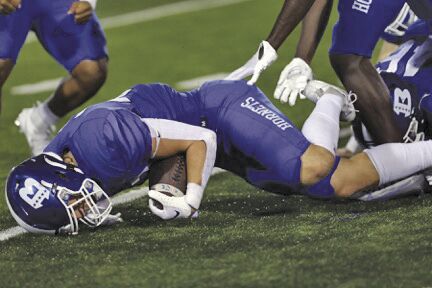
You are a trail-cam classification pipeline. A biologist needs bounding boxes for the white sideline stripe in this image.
[176,73,228,90]
[11,71,229,96]
[0,168,227,241]
[11,78,63,96]
[24,0,254,44]
[0,226,27,242]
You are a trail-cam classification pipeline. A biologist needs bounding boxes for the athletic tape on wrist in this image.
[185,183,203,210]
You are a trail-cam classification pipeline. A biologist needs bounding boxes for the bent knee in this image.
[300,145,335,185]
[333,186,355,198]
[73,60,108,87]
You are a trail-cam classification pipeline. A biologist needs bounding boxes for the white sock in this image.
[35,101,59,127]
[301,94,343,155]
[365,141,432,185]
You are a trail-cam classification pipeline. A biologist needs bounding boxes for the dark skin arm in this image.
[266,0,317,50]
[294,0,333,63]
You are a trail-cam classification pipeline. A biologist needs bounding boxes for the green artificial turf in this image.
[1,1,431,287]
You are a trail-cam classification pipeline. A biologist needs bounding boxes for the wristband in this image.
[185,183,203,210]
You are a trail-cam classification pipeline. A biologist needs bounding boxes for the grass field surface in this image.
[1,1,432,287]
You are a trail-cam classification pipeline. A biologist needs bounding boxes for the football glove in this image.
[225,41,277,85]
[148,190,194,220]
[274,58,313,106]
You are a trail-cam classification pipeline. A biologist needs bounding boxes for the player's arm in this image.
[144,119,217,220]
[293,0,332,64]
[267,0,317,51]
[225,0,316,84]
[0,0,21,15]
[154,138,207,186]
[274,0,332,105]
[68,0,97,24]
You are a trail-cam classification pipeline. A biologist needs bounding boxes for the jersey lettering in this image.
[352,0,372,14]
[240,97,292,131]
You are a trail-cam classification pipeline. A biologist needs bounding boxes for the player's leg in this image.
[215,82,336,194]
[46,59,107,117]
[330,141,432,197]
[16,2,108,155]
[0,1,33,113]
[329,0,405,144]
[0,59,14,112]
[330,55,402,143]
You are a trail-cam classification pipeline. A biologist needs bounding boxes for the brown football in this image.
[149,153,187,198]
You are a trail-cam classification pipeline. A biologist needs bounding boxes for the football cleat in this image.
[352,168,432,201]
[15,104,55,156]
[5,153,113,235]
[303,80,358,122]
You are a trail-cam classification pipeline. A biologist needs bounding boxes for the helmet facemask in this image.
[55,179,113,235]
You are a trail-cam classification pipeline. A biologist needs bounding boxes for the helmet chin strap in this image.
[57,224,76,235]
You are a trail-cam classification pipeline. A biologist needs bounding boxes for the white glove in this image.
[148,190,194,220]
[225,41,277,85]
[100,212,124,226]
[274,58,313,106]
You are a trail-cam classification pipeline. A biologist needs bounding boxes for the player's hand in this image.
[68,1,93,24]
[274,58,313,106]
[148,190,195,220]
[225,41,277,85]
[0,0,21,15]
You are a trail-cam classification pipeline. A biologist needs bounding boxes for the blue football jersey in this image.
[46,80,313,197]
[45,105,153,195]
[355,21,432,147]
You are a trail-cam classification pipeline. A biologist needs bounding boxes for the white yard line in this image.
[11,77,63,96]
[176,73,228,90]
[0,226,27,242]
[11,72,229,96]
[24,0,254,44]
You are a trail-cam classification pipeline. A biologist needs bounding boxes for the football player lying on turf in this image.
[6,80,432,235]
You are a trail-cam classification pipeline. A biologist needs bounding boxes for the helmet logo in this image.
[393,88,412,118]
[19,178,51,209]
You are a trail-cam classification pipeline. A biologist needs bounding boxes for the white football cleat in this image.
[15,104,55,156]
[303,80,358,122]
